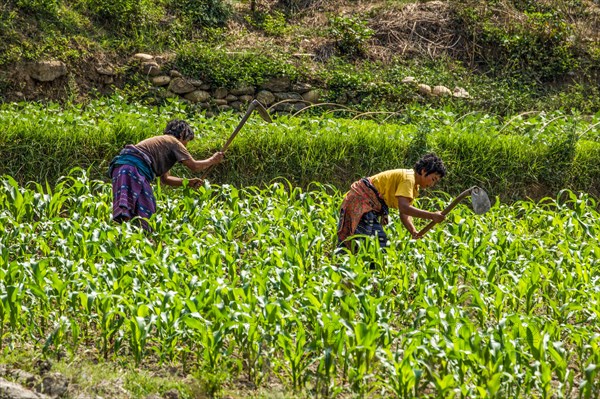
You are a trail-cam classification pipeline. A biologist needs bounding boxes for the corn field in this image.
[1,168,599,398]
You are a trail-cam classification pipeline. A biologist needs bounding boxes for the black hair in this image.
[414,153,446,178]
[164,119,194,141]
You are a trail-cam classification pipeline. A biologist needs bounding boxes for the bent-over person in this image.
[108,119,224,230]
[337,153,447,251]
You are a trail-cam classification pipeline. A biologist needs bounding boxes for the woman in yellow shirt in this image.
[337,153,446,251]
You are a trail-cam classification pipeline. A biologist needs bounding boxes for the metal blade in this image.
[471,187,491,214]
[252,100,272,123]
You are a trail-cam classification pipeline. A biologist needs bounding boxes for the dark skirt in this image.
[337,178,389,250]
[351,210,388,248]
[111,164,156,230]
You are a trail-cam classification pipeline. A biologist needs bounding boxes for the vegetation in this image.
[1,169,599,397]
[1,0,600,114]
[1,99,598,200]
[1,1,599,397]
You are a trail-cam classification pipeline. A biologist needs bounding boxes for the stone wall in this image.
[12,53,471,109]
[134,53,321,114]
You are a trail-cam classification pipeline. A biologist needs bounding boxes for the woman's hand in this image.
[210,151,224,165]
[430,211,445,224]
[188,178,204,189]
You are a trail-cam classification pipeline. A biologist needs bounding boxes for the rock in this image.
[274,92,303,101]
[142,62,161,76]
[163,389,179,399]
[230,84,255,96]
[256,90,275,105]
[168,78,195,94]
[183,90,211,103]
[418,84,432,95]
[9,369,38,388]
[0,377,50,399]
[225,94,238,102]
[291,82,313,93]
[35,372,68,397]
[214,99,228,106]
[260,77,290,92]
[169,70,183,78]
[217,104,232,112]
[214,87,228,99]
[432,85,452,96]
[133,53,154,62]
[239,95,253,103]
[27,61,67,82]
[95,64,115,76]
[302,89,320,103]
[230,101,242,110]
[402,76,416,84]
[453,86,471,98]
[151,76,171,87]
[293,102,307,111]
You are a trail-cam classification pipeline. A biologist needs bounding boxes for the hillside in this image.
[1,0,600,115]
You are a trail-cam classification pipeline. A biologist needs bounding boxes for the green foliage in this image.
[175,43,298,87]
[246,10,289,37]
[2,100,600,200]
[454,0,578,81]
[82,0,164,32]
[1,166,600,397]
[15,0,59,18]
[328,15,374,57]
[170,0,232,28]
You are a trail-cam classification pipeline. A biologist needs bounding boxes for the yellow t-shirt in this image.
[369,169,419,209]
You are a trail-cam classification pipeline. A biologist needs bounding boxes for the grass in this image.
[1,98,598,201]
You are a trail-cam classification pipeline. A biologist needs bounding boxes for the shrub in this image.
[246,10,289,37]
[15,0,59,18]
[453,0,578,81]
[175,44,298,87]
[82,0,164,31]
[172,0,232,28]
[328,15,374,57]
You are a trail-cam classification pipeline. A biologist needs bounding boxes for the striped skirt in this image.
[111,164,156,230]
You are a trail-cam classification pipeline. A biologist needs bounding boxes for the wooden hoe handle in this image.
[417,186,477,237]
[199,100,260,180]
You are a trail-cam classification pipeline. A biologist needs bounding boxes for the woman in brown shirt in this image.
[108,119,224,229]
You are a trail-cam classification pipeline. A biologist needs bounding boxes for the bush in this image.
[82,0,164,31]
[246,10,289,37]
[172,0,232,28]
[175,44,298,87]
[453,0,578,82]
[15,0,59,18]
[328,15,374,57]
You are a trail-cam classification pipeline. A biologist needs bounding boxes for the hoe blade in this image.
[252,100,272,123]
[471,187,491,214]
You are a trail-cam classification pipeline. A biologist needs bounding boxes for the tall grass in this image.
[0,99,599,200]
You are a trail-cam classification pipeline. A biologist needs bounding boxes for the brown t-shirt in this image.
[135,135,192,177]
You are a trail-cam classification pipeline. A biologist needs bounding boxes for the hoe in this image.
[200,99,272,179]
[418,186,491,237]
